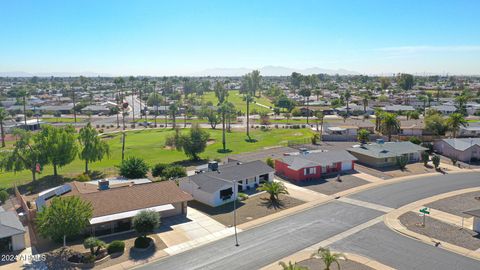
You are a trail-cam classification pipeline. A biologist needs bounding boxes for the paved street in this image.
[138,172,480,270]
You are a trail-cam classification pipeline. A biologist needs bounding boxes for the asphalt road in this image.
[138,171,480,270]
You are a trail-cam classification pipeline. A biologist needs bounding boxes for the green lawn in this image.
[0,128,313,188]
[41,117,86,123]
[202,90,273,113]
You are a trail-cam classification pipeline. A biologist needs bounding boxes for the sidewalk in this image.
[417,205,474,230]
[384,187,480,261]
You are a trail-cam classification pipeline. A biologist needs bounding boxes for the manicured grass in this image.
[0,128,314,188]
[202,90,273,113]
[41,117,86,123]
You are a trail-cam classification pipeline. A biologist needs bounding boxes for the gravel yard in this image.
[294,174,369,195]
[188,194,305,226]
[297,257,373,270]
[426,191,480,218]
[399,211,480,251]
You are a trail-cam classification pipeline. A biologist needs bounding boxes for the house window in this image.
[304,167,316,175]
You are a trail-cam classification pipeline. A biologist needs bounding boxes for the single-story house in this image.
[275,149,357,181]
[433,138,480,162]
[81,105,110,115]
[463,209,480,233]
[5,119,44,132]
[0,211,26,252]
[400,123,424,136]
[459,126,480,138]
[384,105,416,113]
[336,105,374,115]
[326,126,359,136]
[36,180,192,236]
[430,105,457,115]
[348,141,427,168]
[179,160,274,207]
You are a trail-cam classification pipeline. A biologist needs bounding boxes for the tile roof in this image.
[348,142,426,158]
[63,180,192,218]
[279,150,358,170]
[0,212,25,238]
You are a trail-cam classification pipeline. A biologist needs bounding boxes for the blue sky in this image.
[1,0,479,75]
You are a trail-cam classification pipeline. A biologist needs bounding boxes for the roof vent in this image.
[376,139,384,144]
[299,148,308,155]
[208,161,219,171]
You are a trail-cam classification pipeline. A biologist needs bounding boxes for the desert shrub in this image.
[107,240,125,254]
[152,163,168,178]
[118,157,149,179]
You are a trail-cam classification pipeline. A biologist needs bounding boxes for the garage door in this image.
[341,161,352,171]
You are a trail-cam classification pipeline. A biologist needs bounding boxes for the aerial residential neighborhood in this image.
[0,1,480,270]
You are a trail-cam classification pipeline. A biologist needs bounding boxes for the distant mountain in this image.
[191,66,360,76]
[0,71,111,77]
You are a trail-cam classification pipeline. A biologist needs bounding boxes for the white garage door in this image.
[341,161,352,171]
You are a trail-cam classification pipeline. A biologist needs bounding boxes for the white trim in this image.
[89,204,174,225]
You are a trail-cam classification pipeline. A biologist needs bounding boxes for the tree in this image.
[18,88,30,126]
[0,108,9,147]
[397,73,414,103]
[78,123,110,173]
[357,129,370,145]
[36,125,78,176]
[36,196,93,247]
[425,113,447,135]
[132,210,160,238]
[311,247,346,270]
[275,95,295,112]
[204,107,220,129]
[380,77,390,90]
[162,165,187,180]
[118,157,149,179]
[214,81,228,104]
[257,181,289,202]
[0,189,9,204]
[421,151,430,166]
[151,163,168,178]
[266,157,275,168]
[0,129,47,181]
[407,111,420,120]
[179,123,210,160]
[380,113,400,141]
[299,88,311,124]
[396,155,408,170]
[343,89,352,116]
[83,237,106,256]
[290,72,303,95]
[432,155,440,170]
[278,261,308,270]
[446,113,467,138]
[169,102,179,129]
[315,111,324,135]
[218,102,229,151]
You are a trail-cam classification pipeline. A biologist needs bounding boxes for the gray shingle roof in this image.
[348,142,426,158]
[0,212,25,238]
[279,150,358,170]
[384,105,415,111]
[442,138,480,151]
[185,160,273,193]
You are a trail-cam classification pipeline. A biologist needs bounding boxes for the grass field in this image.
[41,117,86,123]
[0,128,313,188]
[202,90,273,113]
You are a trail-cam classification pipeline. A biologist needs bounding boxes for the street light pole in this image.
[232,179,239,247]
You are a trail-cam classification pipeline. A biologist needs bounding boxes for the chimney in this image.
[98,180,109,190]
[208,161,219,172]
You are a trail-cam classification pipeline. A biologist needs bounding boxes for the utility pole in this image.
[232,179,239,247]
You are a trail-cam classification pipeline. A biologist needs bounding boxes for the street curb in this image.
[384,187,480,262]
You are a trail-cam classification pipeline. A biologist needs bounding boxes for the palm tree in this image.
[257,181,289,202]
[129,76,136,123]
[244,93,254,140]
[380,113,400,141]
[169,102,179,129]
[311,247,346,270]
[218,102,229,152]
[446,113,467,138]
[362,93,369,114]
[374,109,385,132]
[344,89,351,116]
[299,88,312,124]
[357,129,370,145]
[19,88,30,126]
[0,108,9,147]
[278,261,309,270]
[314,89,322,101]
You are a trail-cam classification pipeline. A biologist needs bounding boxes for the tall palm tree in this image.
[140,77,149,120]
[19,88,30,126]
[380,113,400,141]
[218,102,229,152]
[278,261,309,270]
[257,181,289,202]
[315,111,324,134]
[374,109,385,132]
[299,88,312,124]
[446,113,467,138]
[0,108,9,147]
[344,89,351,116]
[169,102,179,129]
[311,247,346,270]
[129,76,136,123]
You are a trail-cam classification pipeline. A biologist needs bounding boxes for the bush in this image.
[107,240,125,254]
[163,165,187,180]
[133,210,160,237]
[76,173,91,182]
[134,237,152,249]
[409,136,422,145]
[118,157,149,179]
[266,157,275,168]
[0,190,9,204]
[237,192,249,201]
[152,163,168,178]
